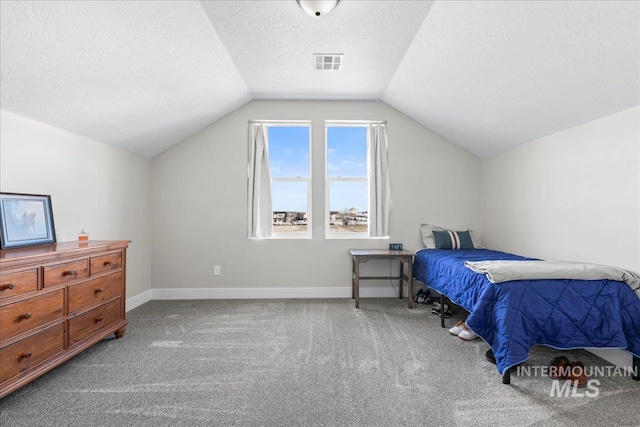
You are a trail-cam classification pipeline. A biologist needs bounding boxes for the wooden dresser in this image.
[0,240,129,398]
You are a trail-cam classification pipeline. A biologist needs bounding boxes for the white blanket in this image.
[464,260,640,298]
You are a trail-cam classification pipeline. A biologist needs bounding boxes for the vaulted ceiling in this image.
[1,1,638,158]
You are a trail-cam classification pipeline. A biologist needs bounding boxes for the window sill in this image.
[325,234,389,240]
[248,235,312,240]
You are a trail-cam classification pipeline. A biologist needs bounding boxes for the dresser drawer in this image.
[0,269,38,300]
[68,272,122,314]
[0,323,65,384]
[43,259,89,287]
[0,290,64,342]
[68,299,121,347]
[90,252,122,275]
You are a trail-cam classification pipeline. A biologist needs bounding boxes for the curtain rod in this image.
[325,120,386,124]
[248,120,311,124]
[249,120,386,124]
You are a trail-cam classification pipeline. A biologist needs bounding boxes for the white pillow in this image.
[420,224,447,249]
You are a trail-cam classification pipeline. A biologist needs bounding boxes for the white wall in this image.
[481,106,639,272]
[150,100,481,295]
[0,110,152,300]
[481,105,640,367]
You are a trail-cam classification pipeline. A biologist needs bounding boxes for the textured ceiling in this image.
[1,1,638,158]
[383,0,640,158]
[0,1,250,157]
[200,0,431,100]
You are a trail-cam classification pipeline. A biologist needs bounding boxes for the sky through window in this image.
[267,126,368,212]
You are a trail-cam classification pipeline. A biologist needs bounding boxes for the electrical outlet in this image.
[214,265,221,276]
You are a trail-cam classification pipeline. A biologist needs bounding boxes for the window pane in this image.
[272,181,308,234]
[329,181,368,233]
[269,127,310,178]
[327,126,367,177]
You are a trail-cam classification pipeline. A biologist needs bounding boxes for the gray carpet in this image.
[1,299,639,426]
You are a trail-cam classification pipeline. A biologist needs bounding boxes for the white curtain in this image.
[368,123,391,237]
[247,123,272,238]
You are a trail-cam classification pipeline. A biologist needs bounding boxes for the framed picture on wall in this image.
[0,193,56,250]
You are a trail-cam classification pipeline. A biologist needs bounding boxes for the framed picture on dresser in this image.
[0,192,56,249]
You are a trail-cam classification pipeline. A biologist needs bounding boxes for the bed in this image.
[412,247,640,383]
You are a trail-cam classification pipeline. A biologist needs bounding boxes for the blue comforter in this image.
[413,249,640,374]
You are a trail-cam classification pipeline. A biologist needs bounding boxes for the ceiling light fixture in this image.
[296,0,341,17]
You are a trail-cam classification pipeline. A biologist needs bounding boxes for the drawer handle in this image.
[95,288,104,294]
[22,313,32,320]
[103,261,112,266]
[22,351,33,359]
[95,315,104,322]
[1,283,16,290]
[62,270,77,277]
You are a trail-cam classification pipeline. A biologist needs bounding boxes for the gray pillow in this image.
[433,230,475,249]
[420,224,447,249]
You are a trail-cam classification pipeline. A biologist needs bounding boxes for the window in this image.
[249,120,388,240]
[248,122,311,239]
[325,122,390,239]
[269,125,311,238]
[325,124,366,238]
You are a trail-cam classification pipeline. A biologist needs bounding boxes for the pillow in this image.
[432,230,475,250]
[420,224,447,249]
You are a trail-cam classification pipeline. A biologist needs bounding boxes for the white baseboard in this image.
[126,286,410,310]
[587,348,635,373]
[150,285,409,300]
[126,289,153,312]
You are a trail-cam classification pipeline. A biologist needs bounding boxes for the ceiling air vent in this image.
[314,53,343,71]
